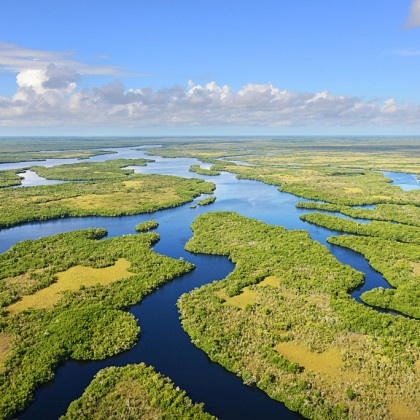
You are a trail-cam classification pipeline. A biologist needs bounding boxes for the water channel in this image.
[0,147,417,419]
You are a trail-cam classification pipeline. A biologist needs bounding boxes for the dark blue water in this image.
[0,148,400,419]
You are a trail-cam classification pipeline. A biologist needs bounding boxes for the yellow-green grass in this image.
[7,258,132,315]
[274,341,360,381]
[217,276,279,309]
[46,187,180,211]
[0,333,12,372]
[389,403,420,420]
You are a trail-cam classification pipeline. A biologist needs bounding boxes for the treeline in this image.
[300,212,420,244]
[179,212,419,419]
[0,228,195,419]
[62,363,215,419]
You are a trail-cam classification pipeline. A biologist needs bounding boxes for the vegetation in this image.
[300,212,420,244]
[179,212,419,419]
[149,137,420,174]
[0,150,112,164]
[328,235,420,318]
[31,158,152,181]
[62,363,215,419]
[1,137,419,419]
[296,202,420,227]
[197,196,216,206]
[135,220,159,232]
[0,137,158,162]
[0,160,215,229]
[148,138,419,208]
[189,164,220,176]
[0,228,195,419]
[0,169,23,188]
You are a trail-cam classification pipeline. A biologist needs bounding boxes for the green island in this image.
[61,363,215,419]
[0,159,215,228]
[0,228,195,418]
[179,211,419,419]
[135,220,159,232]
[197,196,217,206]
[189,164,221,176]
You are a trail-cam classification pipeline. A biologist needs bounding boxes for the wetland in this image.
[0,137,418,419]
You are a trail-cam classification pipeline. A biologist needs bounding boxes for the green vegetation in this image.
[197,196,216,206]
[135,220,159,232]
[0,228,194,418]
[31,158,152,181]
[149,137,420,174]
[0,169,23,188]
[300,213,420,244]
[189,164,220,176]
[328,235,420,318]
[0,137,156,162]
[1,137,419,419]
[149,138,420,208]
[297,202,420,227]
[179,212,419,419]
[0,160,215,229]
[0,150,112,164]
[210,161,420,207]
[62,363,215,419]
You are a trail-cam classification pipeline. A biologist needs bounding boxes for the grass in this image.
[217,276,280,309]
[274,341,359,381]
[0,333,11,372]
[389,403,420,420]
[7,258,132,315]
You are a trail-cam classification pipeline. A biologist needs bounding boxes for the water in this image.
[382,170,420,191]
[15,170,67,187]
[0,148,408,419]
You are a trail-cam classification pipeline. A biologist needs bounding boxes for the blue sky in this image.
[1,0,420,136]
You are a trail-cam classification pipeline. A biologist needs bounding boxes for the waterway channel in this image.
[0,147,417,419]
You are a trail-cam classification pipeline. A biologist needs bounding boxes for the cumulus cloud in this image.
[1,74,420,130]
[404,0,420,28]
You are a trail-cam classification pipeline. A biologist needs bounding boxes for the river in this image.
[0,146,416,419]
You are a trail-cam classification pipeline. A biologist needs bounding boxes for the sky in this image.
[1,0,420,136]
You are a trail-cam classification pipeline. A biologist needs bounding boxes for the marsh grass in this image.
[0,333,11,372]
[389,403,420,420]
[218,276,280,309]
[7,258,132,315]
[274,341,359,381]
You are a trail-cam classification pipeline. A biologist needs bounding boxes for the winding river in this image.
[0,147,417,419]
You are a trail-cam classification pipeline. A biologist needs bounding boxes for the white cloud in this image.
[0,42,129,76]
[1,74,420,130]
[404,0,420,28]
